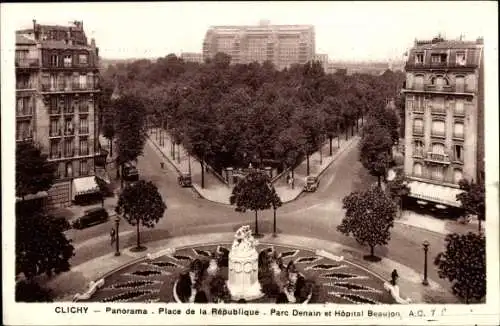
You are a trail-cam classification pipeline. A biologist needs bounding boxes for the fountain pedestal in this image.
[226,226,263,301]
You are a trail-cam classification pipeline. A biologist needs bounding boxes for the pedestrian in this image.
[391,269,399,286]
[110,228,116,246]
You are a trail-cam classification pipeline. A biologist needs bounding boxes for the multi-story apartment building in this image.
[203,20,315,70]
[16,20,101,208]
[402,36,484,208]
[180,52,204,64]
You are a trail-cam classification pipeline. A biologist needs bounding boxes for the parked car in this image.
[178,172,192,187]
[303,176,320,192]
[72,207,109,229]
[123,162,139,182]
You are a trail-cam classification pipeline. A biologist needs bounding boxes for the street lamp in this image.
[422,240,430,286]
[114,215,121,256]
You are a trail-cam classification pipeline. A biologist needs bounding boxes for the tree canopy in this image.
[100,54,405,175]
[16,142,56,199]
[16,207,74,279]
[434,232,486,303]
[229,170,281,235]
[337,185,396,260]
[116,180,167,249]
[359,122,393,187]
[457,178,485,232]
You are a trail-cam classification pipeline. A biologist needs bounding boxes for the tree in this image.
[434,232,486,303]
[116,180,166,251]
[457,179,485,233]
[16,207,74,280]
[386,171,410,218]
[359,122,393,187]
[114,94,147,184]
[229,170,278,236]
[16,142,56,200]
[270,184,283,237]
[337,186,396,261]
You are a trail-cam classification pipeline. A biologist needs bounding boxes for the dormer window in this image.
[415,53,424,64]
[431,53,447,64]
[456,52,466,66]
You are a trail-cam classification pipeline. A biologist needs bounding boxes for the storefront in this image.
[406,180,465,218]
[72,176,101,205]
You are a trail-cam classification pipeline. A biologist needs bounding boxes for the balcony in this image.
[413,148,425,158]
[15,58,39,68]
[16,134,33,142]
[16,109,33,119]
[49,108,62,116]
[63,129,75,137]
[63,108,75,115]
[16,82,35,91]
[453,132,464,140]
[49,129,63,138]
[412,105,424,114]
[63,150,75,158]
[79,105,89,113]
[424,152,451,165]
[79,128,89,135]
[49,152,63,160]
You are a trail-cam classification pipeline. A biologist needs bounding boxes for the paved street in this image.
[62,129,478,299]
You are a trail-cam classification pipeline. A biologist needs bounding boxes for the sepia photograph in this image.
[1,1,499,325]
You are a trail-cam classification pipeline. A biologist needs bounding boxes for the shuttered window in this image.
[431,120,445,137]
[453,122,464,139]
[413,163,423,177]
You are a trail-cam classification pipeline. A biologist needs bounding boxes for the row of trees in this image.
[100,53,405,186]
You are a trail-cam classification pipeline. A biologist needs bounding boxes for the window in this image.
[431,54,446,63]
[50,140,60,158]
[454,144,464,162]
[50,119,60,136]
[65,119,74,135]
[79,75,87,89]
[79,54,88,65]
[50,54,58,67]
[414,75,424,90]
[453,169,463,184]
[42,75,50,90]
[455,76,465,93]
[16,121,32,141]
[79,137,89,156]
[453,122,464,139]
[414,140,424,157]
[466,74,476,92]
[415,53,424,64]
[430,166,444,181]
[73,74,79,88]
[431,142,445,155]
[431,120,445,137]
[65,162,73,178]
[413,163,423,177]
[80,160,88,176]
[63,55,72,67]
[413,119,424,134]
[79,117,88,134]
[456,52,466,66]
[454,100,465,116]
[64,140,74,157]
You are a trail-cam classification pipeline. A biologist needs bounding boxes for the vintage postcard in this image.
[1,1,499,325]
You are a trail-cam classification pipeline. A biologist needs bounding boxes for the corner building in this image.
[16,20,101,208]
[203,20,315,70]
[402,36,484,208]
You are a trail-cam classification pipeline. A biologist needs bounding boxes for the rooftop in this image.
[15,34,36,45]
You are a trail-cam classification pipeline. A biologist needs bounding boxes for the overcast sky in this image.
[2,2,497,61]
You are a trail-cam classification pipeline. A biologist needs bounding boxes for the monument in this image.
[226,225,263,300]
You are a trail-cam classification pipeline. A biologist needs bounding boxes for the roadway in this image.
[66,137,450,290]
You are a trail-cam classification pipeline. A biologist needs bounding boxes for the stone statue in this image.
[227,225,263,300]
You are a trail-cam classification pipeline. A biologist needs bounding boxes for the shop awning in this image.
[408,180,464,207]
[72,176,100,199]
[16,191,48,202]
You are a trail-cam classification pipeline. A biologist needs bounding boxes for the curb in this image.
[149,133,359,206]
[71,234,437,303]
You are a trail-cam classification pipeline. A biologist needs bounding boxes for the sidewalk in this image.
[147,129,359,204]
[48,232,457,304]
[397,210,481,235]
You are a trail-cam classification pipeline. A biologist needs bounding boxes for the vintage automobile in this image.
[123,162,139,182]
[72,207,109,230]
[303,176,320,192]
[178,172,192,187]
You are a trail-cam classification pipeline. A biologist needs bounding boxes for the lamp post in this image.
[114,215,121,256]
[422,240,430,286]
